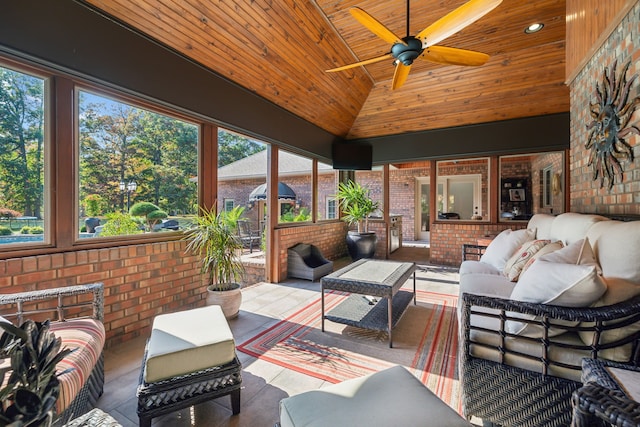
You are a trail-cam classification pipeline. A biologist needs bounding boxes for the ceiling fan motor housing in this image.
[391,37,424,65]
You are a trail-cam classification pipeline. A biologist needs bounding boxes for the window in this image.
[499,152,564,220]
[326,198,337,220]
[317,161,338,221]
[217,128,266,232]
[78,90,198,238]
[436,159,488,220]
[224,199,235,212]
[0,64,48,247]
[278,150,311,224]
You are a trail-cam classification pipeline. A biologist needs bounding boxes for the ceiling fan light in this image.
[524,23,544,34]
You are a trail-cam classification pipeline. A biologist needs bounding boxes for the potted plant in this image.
[0,319,72,427]
[336,180,379,260]
[184,205,245,319]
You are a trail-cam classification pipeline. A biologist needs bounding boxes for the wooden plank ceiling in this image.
[83,0,568,140]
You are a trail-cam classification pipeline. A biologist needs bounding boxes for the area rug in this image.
[237,289,461,411]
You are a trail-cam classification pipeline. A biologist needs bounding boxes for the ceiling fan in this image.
[327,0,503,90]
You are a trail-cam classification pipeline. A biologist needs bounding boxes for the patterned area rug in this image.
[237,289,461,412]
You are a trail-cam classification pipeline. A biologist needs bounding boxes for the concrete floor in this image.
[96,261,461,426]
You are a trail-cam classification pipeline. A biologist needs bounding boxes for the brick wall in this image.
[0,241,204,348]
[570,3,640,214]
[275,221,348,281]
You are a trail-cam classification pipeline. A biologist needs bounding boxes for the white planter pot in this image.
[206,283,242,319]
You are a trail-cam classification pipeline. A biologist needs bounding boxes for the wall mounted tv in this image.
[332,142,373,170]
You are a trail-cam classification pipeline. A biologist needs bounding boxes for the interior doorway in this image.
[416,177,430,242]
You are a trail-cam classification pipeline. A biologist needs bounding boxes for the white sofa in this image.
[458,213,640,427]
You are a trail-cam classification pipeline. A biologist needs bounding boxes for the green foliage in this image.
[220,206,245,232]
[82,194,106,217]
[99,212,143,237]
[0,67,45,220]
[130,202,167,231]
[280,207,311,223]
[336,180,379,233]
[19,226,43,235]
[217,130,265,167]
[0,226,11,236]
[0,319,72,427]
[183,206,244,291]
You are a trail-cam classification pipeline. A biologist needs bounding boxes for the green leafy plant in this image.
[336,180,379,233]
[129,202,167,231]
[19,227,43,235]
[183,206,244,291]
[0,320,73,427]
[0,226,12,236]
[99,212,143,237]
[82,194,106,217]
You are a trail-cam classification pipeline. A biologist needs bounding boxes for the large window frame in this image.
[74,85,200,244]
[0,58,52,252]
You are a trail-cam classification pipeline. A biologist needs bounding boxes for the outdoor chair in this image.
[287,243,333,281]
[237,219,261,253]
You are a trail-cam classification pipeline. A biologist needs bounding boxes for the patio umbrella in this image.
[248,182,296,201]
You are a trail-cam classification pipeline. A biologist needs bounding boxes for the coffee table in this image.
[320,259,417,347]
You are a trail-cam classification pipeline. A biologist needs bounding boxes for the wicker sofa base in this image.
[462,358,579,427]
[54,353,105,426]
[136,356,242,427]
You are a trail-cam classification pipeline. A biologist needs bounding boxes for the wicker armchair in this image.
[287,243,333,281]
[459,292,640,427]
[0,283,105,426]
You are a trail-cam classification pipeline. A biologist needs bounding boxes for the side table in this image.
[571,358,640,426]
[63,408,122,427]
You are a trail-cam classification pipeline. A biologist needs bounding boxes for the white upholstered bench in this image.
[277,365,471,427]
[136,305,242,427]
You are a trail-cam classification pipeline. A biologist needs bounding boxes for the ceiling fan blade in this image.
[392,62,411,90]
[420,45,489,66]
[350,7,406,45]
[326,53,393,73]
[416,0,502,48]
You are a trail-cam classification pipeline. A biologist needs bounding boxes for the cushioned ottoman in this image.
[136,306,242,427]
[278,365,471,427]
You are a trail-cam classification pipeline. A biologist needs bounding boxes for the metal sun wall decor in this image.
[585,60,640,190]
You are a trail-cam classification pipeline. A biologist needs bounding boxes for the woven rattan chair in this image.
[460,292,640,427]
[287,243,333,281]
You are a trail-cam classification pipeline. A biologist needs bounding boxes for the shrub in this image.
[99,212,143,237]
[82,194,107,217]
[19,226,44,235]
[0,226,11,236]
[20,226,30,234]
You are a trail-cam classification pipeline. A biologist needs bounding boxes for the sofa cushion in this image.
[507,242,606,338]
[144,305,236,383]
[459,260,502,277]
[520,240,564,276]
[527,214,556,240]
[49,318,105,414]
[503,239,551,282]
[547,212,609,245]
[578,277,640,362]
[480,228,535,271]
[279,365,471,427]
[586,220,640,283]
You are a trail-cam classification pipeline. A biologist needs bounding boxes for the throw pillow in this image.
[519,240,564,277]
[503,239,551,282]
[506,258,607,337]
[480,228,536,271]
[537,237,597,266]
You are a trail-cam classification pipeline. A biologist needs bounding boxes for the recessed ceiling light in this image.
[525,23,544,34]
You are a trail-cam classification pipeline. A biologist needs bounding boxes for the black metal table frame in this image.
[320,259,417,347]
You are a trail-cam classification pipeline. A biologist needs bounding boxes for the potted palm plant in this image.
[336,180,379,260]
[184,205,245,319]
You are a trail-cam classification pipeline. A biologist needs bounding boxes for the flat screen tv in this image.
[332,143,372,170]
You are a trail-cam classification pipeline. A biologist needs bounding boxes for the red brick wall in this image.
[0,241,204,348]
[275,221,348,281]
[570,3,640,214]
[429,222,526,266]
